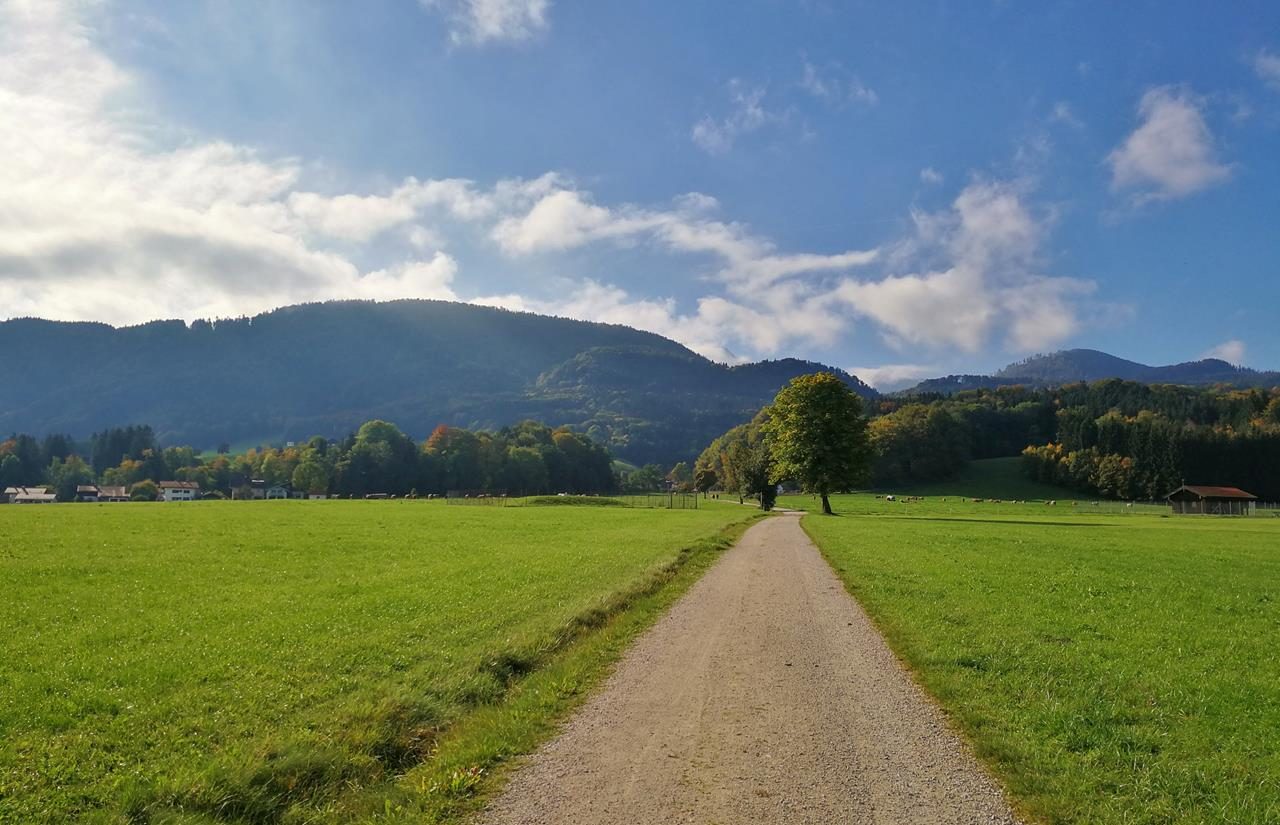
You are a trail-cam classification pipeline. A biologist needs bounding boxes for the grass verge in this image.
[356,513,766,824]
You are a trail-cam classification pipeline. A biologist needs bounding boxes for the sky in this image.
[2,0,1278,389]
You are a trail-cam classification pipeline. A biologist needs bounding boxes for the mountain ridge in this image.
[0,300,875,466]
[903,348,1280,395]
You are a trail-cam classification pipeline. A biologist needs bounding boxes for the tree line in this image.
[0,420,627,501]
[698,378,1280,501]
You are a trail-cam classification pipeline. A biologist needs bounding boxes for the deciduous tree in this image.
[764,373,870,515]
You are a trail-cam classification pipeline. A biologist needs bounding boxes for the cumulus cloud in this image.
[835,180,1095,353]
[1201,339,1246,365]
[421,0,550,45]
[1255,50,1280,91]
[1108,86,1231,202]
[691,80,781,154]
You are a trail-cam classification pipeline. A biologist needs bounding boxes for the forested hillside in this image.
[699,380,1280,501]
[0,300,874,466]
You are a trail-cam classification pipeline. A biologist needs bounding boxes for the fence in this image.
[616,493,700,510]
[443,491,700,509]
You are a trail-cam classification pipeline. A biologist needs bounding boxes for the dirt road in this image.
[481,513,1022,825]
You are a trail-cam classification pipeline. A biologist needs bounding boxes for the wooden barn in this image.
[1165,485,1257,516]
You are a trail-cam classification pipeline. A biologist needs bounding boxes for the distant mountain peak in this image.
[902,348,1278,395]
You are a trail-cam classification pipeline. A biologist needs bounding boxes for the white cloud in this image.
[1108,86,1231,202]
[491,185,879,294]
[1050,101,1083,129]
[846,363,940,392]
[835,180,1095,353]
[919,167,944,185]
[1255,50,1280,91]
[421,0,549,45]
[355,254,459,301]
[691,80,781,154]
[1201,339,1246,365]
[0,1,543,325]
[800,59,878,107]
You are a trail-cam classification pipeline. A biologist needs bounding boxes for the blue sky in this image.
[2,1,1278,387]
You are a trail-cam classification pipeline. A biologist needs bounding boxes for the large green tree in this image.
[764,372,871,514]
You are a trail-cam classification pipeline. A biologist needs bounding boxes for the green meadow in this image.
[789,492,1280,825]
[0,500,755,824]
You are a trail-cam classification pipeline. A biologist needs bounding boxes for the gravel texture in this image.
[480,513,1023,825]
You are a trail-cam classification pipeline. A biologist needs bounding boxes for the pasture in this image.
[0,499,755,824]
[872,455,1086,502]
[790,493,1280,824]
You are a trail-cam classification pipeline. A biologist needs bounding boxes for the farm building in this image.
[98,486,129,502]
[76,485,100,502]
[6,486,57,504]
[1166,485,1257,516]
[158,481,200,502]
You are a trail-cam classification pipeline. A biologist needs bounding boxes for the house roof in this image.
[1166,485,1257,500]
[6,486,50,495]
[15,492,57,501]
[158,481,200,490]
[76,485,100,493]
[98,486,128,498]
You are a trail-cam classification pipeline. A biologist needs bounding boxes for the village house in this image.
[158,481,200,502]
[4,486,57,504]
[76,485,101,502]
[1166,485,1257,516]
[98,486,129,502]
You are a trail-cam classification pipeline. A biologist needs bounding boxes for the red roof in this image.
[1167,485,1257,500]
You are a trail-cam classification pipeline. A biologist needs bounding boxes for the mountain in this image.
[0,300,874,465]
[996,349,1152,383]
[901,349,1280,395]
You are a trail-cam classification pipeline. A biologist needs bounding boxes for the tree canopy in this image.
[762,373,871,514]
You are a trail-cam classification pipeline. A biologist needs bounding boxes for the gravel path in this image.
[480,513,1022,825]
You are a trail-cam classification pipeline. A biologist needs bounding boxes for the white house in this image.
[158,481,200,502]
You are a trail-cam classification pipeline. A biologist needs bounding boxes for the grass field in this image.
[873,456,1083,501]
[0,500,756,824]
[788,493,1280,824]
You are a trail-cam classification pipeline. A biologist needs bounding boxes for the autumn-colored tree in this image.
[129,479,159,501]
[764,373,870,515]
[667,461,693,492]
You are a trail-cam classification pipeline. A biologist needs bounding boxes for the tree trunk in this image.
[821,493,832,515]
